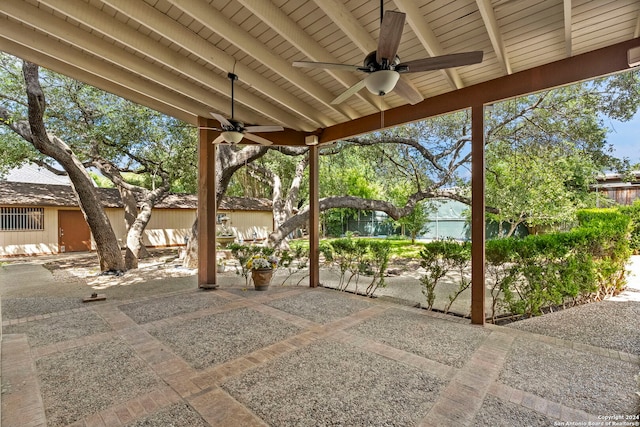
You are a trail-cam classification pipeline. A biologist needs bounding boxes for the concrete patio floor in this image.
[1,260,638,426]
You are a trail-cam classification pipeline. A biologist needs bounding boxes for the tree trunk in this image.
[183,217,199,268]
[182,145,268,268]
[117,183,142,269]
[92,158,167,269]
[20,62,124,272]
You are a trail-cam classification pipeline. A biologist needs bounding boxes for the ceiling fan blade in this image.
[377,11,405,65]
[210,112,233,128]
[212,135,225,144]
[331,79,367,104]
[394,77,424,105]
[244,125,284,133]
[244,132,273,146]
[198,126,224,131]
[293,61,359,71]
[399,51,484,73]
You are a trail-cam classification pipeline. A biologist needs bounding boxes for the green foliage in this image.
[618,199,640,254]
[484,208,630,320]
[394,201,432,243]
[0,52,198,193]
[277,245,310,286]
[89,172,114,188]
[228,243,263,286]
[482,78,640,234]
[418,240,471,312]
[362,240,391,296]
[322,236,391,297]
[485,142,599,236]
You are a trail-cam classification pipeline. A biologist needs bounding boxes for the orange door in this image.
[58,210,91,252]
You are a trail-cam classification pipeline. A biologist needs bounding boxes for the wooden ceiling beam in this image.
[0,35,196,124]
[167,0,359,121]
[564,0,572,57]
[98,0,328,130]
[312,0,377,54]
[476,0,512,75]
[238,0,389,112]
[393,0,464,90]
[0,0,269,127]
[319,37,640,143]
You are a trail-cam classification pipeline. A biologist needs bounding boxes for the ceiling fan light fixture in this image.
[364,70,400,96]
[222,131,243,144]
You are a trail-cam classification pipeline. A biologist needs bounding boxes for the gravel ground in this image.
[3,253,639,426]
[499,337,639,416]
[473,395,554,427]
[3,310,111,347]
[265,289,373,324]
[349,308,489,368]
[118,291,228,324]
[222,339,445,427]
[125,403,209,427]
[1,296,90,320]
[148,307,302,370]
[507,300,640,355]
[224,284,297,298]
[36,338,162,427]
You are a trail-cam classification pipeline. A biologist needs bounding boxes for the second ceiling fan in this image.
[204,73,284,145]
[293,3,483,105]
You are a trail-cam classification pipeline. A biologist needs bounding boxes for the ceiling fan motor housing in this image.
[361,51,401,72]
[226,119,244,132]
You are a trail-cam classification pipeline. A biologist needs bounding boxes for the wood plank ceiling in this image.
[1,0,639,142]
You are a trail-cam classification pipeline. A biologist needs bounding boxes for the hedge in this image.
[421,208,631,321]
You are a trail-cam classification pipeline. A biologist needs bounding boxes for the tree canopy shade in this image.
[2,50,638,275]
[0,61,125,271]
[0,54,199,269]
[484,77,640,235]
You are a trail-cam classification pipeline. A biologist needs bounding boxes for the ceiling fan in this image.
[202,73,284,145]
[293,3,483,105]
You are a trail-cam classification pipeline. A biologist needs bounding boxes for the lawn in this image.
[289,237,425,261]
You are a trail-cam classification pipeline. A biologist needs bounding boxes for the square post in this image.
[471,104,486,325]
[197,117,218,288]
[309,145,320,287]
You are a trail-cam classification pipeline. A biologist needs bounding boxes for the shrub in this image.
[419,240,471,312]
[322,237,390,297]
[485,208,630,319]
[278,246,310,286]
[619,199,640,254]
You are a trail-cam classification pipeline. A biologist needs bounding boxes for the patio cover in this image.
[1,0,639,323]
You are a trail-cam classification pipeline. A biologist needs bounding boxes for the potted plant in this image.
[246,254,278,291]
[216,258,226,273]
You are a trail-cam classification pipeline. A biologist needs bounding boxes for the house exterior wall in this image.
[596,187,640,206]
[0,206,59,256]
[2,206,273,256]
[223,210,273,242]
[105,208,196,248]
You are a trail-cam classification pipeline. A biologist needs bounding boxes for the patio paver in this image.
[1,262,638,426]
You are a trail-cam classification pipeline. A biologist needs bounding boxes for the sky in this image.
[603,112,640,166]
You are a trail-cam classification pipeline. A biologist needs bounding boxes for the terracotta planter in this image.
[251,268,273,291]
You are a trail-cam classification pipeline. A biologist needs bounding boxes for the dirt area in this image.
[19,249,640,322]
[41,248,196,289]
[30,249,475,316]
[38,248,422,290]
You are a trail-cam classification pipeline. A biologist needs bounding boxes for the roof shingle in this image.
[0,182,271,211]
